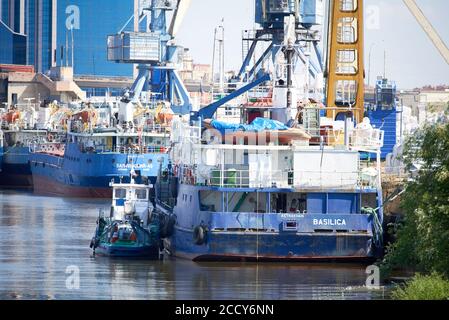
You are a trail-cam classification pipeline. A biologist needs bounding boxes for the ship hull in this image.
[30,142,168,198]
[0,147,33,188]
[166,228,376,263]
[95,243,159,258]
[159,184,382,263]
[0,164,33,188]
[32,174,111,198]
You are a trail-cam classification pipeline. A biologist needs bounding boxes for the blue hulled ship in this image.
[154,0,385,261]
[0,130,3,172]
[0,103,68,188]
[156,116,385,262]
[30,122,169,198]
[0,129,61,188]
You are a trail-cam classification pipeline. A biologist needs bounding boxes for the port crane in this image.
[108,0,193,118]
[194,0,326,123]
[325,0,449,124]
[111,0,448,127]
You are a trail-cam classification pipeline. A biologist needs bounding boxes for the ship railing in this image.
[90,145,168,154]
[349,128,385,151]
[115,145,169,154]
[29,142,65,156]
[182,167,380,190]
[141,123,171,135]
[293,170,379,190]
[69,123,170,135]
[118,122,171,135]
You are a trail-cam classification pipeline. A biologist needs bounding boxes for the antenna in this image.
[212,19,225,94]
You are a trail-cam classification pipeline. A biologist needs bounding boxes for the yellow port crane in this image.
[325,0,449,124]
[325,0,365,124]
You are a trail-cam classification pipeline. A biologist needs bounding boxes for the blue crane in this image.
[108,0,192,115]
[194,0,325,124]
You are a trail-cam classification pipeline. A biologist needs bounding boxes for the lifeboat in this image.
[4,111,21,123]
[155,102,174,125]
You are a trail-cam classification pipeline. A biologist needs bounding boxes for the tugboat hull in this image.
[95,243,159,258]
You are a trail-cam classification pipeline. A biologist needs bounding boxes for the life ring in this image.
[193,225,206,245]
[47,134,54,142]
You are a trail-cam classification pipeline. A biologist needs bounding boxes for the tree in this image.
[382,118,449,278]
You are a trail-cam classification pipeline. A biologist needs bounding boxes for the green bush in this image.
[392,273,449,300]
[381,121,449,278]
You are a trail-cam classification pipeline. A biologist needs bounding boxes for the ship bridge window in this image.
[199,191,220,212]
[271,193,307,214]
[135,189,148,200]
[115,188,126,199]
[361,193,377,209]
[222,192,268,213]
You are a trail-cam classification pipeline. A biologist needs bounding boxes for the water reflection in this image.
[0,190,390,300]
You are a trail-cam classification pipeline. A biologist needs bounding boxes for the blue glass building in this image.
[56,0,134,77]
[25,0,54,72]
[1,0,135,76]
[0,0,27,65]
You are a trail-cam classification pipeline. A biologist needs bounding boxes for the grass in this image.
[392,273,449,300]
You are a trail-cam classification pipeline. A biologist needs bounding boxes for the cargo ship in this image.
[0,104,65,188]
[0,129,50,187]
[30,120,170,198]
[156,113,385,262]
[0,130,3,172]
[154,0,384,262]
[0,99,69,188]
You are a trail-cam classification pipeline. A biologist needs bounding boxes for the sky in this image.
[175,0,449,89]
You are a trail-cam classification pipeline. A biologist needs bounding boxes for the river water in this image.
[0,190,392,300]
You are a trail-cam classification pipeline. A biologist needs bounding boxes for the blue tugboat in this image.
[90,171,160,258]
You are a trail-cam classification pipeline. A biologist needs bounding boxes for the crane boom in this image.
[402,0,449,65]
[168,0,192,37]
